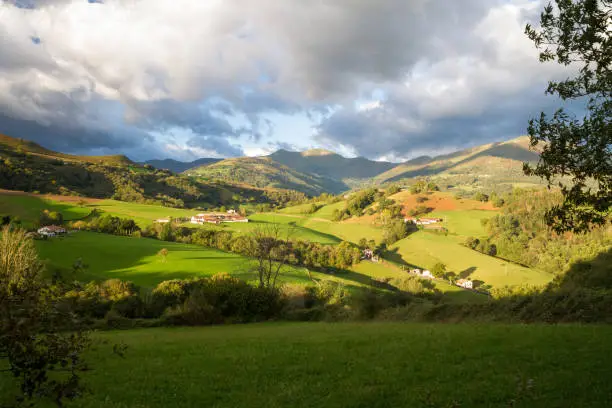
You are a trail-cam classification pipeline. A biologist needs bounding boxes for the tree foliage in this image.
[524,0,611,232]
[0,227,90,406]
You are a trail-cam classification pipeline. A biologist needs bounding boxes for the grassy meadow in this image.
[89,200,195,226]
[193,213,342,245]
[391,232,552,287]
[34,232,402,290]
[0,192,91,227]
[2,323,611,407]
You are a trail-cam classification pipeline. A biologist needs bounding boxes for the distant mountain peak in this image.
[301,148,337,157]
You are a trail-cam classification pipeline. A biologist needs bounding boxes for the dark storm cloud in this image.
[0,112,160,159]
[0,0,558,159]
[315,87,564,160]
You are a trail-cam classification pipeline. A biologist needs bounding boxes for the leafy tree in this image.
[409,180,427,194]
[0,227,90,406]
[39,209,63,226]
[464,236,480,250]
[409,205,432,216]
[524,0,611,232]
[248,224,293,289]
[473,192,489,202]
[431,262,447,278]
[382,219,411,245]
[158,248,169,263]
[159,222,174,242]
[385,184,402,196]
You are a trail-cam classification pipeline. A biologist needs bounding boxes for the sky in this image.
[0,0,570,162]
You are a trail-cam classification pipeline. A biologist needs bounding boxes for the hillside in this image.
[144,157,222,173]
[0,133,133,166]
[0,133,306,208]
[268,149,396,185]
[186,156,348,196]
[375,136,541,186]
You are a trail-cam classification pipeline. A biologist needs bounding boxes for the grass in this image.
[0,194,91,227]
[194,213,341,245]
[426,209,498,241]
[2,323,611,407]
[277,202,323,215]
[391,232,552,288]
[309,201,346,220]
[34,232,391,289]
[89,200,196,226]
[36,232,256,286]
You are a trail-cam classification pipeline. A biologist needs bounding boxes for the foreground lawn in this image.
[3,323,611,407]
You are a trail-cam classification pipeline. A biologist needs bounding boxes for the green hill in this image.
[144,158,222,173]
[186,156,349,196]
[375,136,541,185]
[0,133,306,208]
[0,133,133,166]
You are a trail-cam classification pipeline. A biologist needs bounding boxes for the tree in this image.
[0,226,90,406]
[248,224,293,289]
[39,210,63,226]
[431,262,447,278]
[158,248,169,263]
[524,0,611,232]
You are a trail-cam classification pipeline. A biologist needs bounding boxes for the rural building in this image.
[362,249,374,259]
[404,217,443,225]
[190,211,248,225]
[456,279,474,289]
[37,225,66,237]
[408,268,433,279]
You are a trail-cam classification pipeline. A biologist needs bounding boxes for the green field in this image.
[36,232,257,286]
[2,323,610,407]
[427,209,498,240]
[391,232,552,288]
[309,201,346,220]
[193,213,342,245]
[34,232,393,289]
[89,200,196,226]
[0,194,90,227]
[277,202,324,215]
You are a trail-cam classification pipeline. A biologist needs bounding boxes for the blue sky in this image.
[0,0,569,162]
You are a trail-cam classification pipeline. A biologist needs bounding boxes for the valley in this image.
[0,132,609,408]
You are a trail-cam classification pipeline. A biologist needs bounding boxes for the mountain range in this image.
[180,136,541,194]
[2,132,542,197]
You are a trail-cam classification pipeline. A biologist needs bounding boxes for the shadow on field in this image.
[458,266,477,279]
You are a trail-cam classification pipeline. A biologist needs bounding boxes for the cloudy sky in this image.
[0,0,568,162]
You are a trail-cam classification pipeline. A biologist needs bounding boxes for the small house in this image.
[37,225,66,237]
[456,279,474,289]
[362,249,374,260]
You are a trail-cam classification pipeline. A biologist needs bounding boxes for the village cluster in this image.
[154,209,249,225]
[403,216,443,225]
[190,209,249,225]
[408,267,474,289]
[361,247,474,290]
